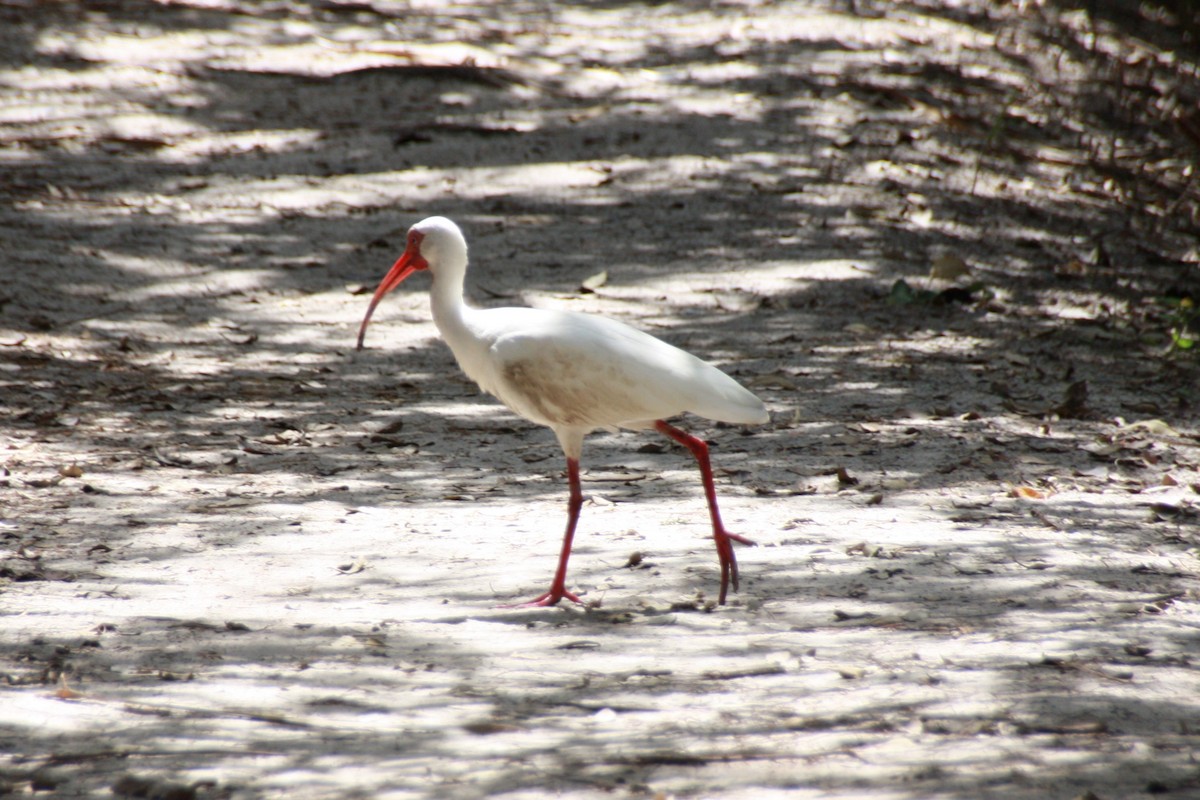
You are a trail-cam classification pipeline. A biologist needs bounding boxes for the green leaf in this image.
[887,279,924,305]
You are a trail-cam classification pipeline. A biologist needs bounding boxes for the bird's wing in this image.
[482,308,765,430]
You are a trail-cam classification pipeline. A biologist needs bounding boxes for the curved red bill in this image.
[355,247,427,350]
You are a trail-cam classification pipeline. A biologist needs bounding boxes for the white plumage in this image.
[357,216,767,606]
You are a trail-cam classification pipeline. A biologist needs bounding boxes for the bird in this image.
[356,216,768,607]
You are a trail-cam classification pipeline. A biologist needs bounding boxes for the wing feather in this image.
[478,308,766,430]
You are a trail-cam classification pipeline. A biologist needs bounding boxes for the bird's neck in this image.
[428,259,480,361]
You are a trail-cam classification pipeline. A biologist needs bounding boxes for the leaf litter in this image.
[2,2,1200,799]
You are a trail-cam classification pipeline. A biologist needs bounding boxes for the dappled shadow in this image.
[3,0,1200,798]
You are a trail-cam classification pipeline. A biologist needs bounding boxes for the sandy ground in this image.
[2,0,1200,798]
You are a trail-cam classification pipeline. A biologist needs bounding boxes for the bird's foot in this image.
[499,586,583,608]
[714,528,755,605]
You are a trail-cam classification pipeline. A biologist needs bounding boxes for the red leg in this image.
[504,457,584,607]
[655,420,755,604]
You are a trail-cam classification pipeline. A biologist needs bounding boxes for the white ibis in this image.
[356,216,768,606]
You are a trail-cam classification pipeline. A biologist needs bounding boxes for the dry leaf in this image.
[22,476,63,489]
[580,271,608,293]
[748,371,797,390]
[930,253,970,280]
[1127,419,1177,436]
[1053,380,1089,419]
[54,675,82,700]
[1055,259,1088,277]
[1011,486,1046,500]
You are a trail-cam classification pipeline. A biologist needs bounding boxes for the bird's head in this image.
[356,216,467,350]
